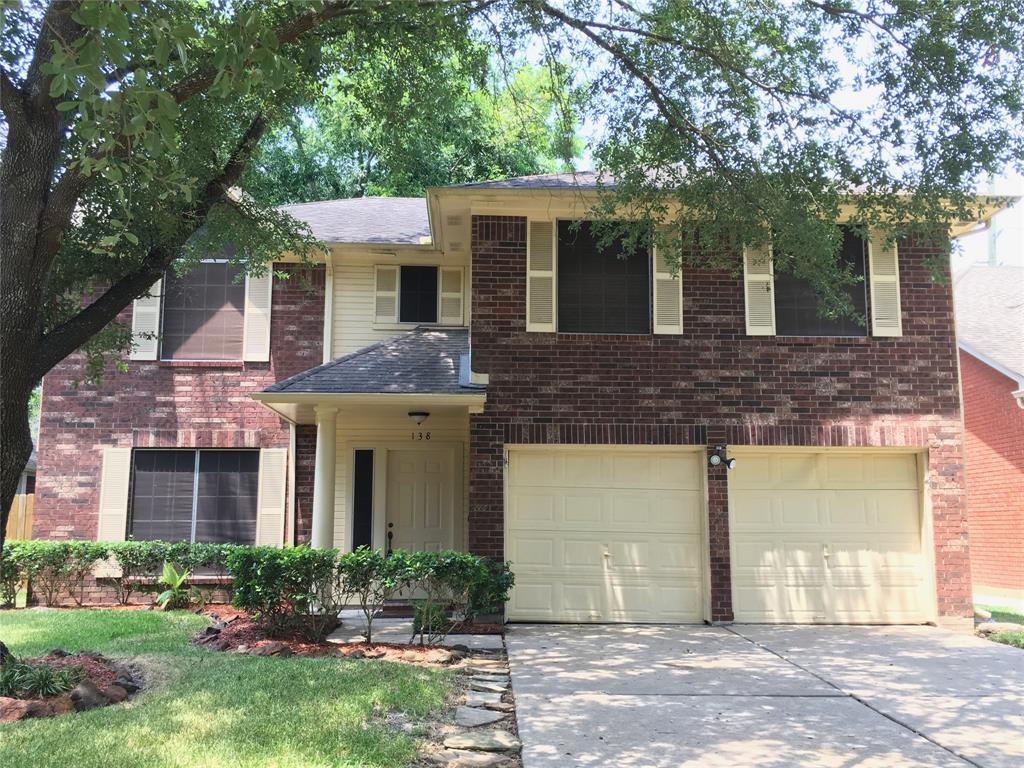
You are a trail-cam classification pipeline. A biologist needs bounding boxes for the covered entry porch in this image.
[252,328,485,552]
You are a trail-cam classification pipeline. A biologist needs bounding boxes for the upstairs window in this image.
[556,221,651,334]
[161,262,246,360]
[129,449,259,544]
[774,228,868,337]
[399,266,439,323]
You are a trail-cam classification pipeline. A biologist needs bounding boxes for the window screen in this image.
[129,449,259,544]
[774,228,868,337]
[161,262,246,360]
[557,221,651,334]
[399,266,439,323]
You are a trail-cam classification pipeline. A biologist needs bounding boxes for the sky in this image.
[952,170,1024,272]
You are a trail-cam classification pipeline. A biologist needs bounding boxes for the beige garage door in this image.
[730,451,928,624]
[505,447,705,623]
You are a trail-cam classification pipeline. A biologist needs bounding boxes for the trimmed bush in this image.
[107,540,170,605]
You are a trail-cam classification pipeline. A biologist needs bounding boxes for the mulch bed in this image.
[195,608,498,665]
[0,651,143,723]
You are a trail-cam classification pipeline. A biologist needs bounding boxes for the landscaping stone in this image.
[482,701,514,713]
[250,641,289,657]
[468,680,508,693]
[469,674,510,684]
[0,697,33,722]
[234,645,250,654]
[974,607,993,621]
[101,685,128,703]
[976,621,1024,635]
[48,648,71,658]
[455,705,508,727]
[444,730,521,752]
[70,680,109,712]
[428,749,516,766]
[464,690,504,707]
[424,649,454,664]
[51,695,75,715]
[113,670,141,693]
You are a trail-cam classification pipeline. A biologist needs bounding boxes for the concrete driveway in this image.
[506,624,1024,767]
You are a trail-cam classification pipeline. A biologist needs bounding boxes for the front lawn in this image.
[0,609,454,768]
[977,604,1024,650]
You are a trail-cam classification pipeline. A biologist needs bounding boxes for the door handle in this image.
[387,523,394,556]
[823,544,830,566]
[603,547,613,567]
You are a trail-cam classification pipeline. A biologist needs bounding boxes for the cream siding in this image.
[330,251,470,358]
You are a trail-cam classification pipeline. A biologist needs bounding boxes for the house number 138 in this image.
[411,431,431,441]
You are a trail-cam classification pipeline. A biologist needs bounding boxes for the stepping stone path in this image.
[444,730,521,752]
[468,679,508,693]
[464,690,504,708]
[455,705,508,727]
[429,750,516,766]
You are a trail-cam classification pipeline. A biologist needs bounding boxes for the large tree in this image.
[2,0,1023,544]
[245,60,580,203]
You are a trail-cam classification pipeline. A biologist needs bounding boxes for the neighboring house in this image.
[34,173,1011,629]
[955,265,1024,610]
[5,449,35,541]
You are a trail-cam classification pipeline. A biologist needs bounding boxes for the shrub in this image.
[107,540,169,605]
[0,541,26,607]
[17,541,72,607]
[336,547,412,645]
[468,559,515,622]
[227,546,342,641]
[64,542,110,606]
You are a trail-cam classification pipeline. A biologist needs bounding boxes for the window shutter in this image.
[439,267,465,325]
[242,272,273,361]
[94,447,132,576]
[374,265,399,324]
[129,279,162,360]
[255,448,288,546]
[652,246,683,334]
[743,243,776,336]
[527,220,556,332]
[868,231,902,337]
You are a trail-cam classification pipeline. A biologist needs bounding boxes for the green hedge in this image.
[0,541,515,642]
[0,540,238,607]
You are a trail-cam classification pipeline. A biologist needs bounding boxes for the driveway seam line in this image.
[724,626,984,768]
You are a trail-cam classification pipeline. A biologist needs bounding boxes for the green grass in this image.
[977,604,1024,650]
[0,610,454,768]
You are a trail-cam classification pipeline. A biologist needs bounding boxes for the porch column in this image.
[310,405,338,549]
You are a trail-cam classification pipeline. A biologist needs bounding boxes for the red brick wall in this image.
[33,264,325,544]
[469,216,971,621]
[960,350,1024,596]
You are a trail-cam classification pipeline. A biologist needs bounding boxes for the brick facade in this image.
[468,215,971,621]
[34,264,325,546]
[960,350,1024,600]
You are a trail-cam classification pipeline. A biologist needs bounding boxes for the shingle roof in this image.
[264,327,473,395]
[278,197,430,244]
[955,265,1024,378]
[449,171,605,190]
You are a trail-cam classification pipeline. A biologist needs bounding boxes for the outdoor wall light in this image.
[708,445,737,470]
[408,411,430,425]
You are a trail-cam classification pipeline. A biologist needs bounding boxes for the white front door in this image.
[386,449,455,553]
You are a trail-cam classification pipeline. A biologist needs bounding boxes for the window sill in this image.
[157,360,247,368]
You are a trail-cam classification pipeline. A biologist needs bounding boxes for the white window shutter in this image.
[527,220,556,332]
[439,267,465,326]
[94,447,132,576]
[868,231,902,337]
[652,246,683,335]
[374,265,399,324]
[242,272,273,361]
[743,243,776,336]
[129,279,162,360]
[255,448,288,546]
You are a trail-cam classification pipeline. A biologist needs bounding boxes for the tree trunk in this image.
[0,383,34,555]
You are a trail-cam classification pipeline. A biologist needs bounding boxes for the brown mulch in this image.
[27,652,118,692]
[199,609,494,664]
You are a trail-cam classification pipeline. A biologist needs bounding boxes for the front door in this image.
[385,449,455,553]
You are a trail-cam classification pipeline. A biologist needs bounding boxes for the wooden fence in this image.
[5,493,33,540]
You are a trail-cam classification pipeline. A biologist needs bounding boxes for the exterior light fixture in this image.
[709,445,737,470]
[408,411,430,425]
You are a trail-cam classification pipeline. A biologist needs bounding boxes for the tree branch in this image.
[33,114,269,378]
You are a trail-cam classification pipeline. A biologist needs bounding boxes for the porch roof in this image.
[265,326,481,396]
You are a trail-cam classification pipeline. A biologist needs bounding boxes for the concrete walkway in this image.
[325,609,504,650]
[506,624,1024,767]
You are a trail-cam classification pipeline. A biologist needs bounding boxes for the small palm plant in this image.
[155,561,202,611]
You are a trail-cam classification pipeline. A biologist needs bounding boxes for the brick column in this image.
[706,444,734,622]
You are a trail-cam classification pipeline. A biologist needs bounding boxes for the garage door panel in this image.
[506,448,705,623]
[730,450,927,624]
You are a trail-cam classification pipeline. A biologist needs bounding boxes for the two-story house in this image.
[34,173,1007,629]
